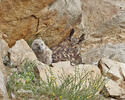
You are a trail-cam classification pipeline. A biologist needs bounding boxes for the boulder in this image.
[52,61,71,68]
[0,69,9,100]
[0,39,8,81]
[81,43,125,64]
[1,0,125,49]
[98,58,125,81]
[0,0,55,47]
[80,1,125,64]
[39,61,74,86]
[81,0,120,33]
[0,0,83,48]
[39,61,101,86]
[78,64,101,78]
[9,39,37,66]
[0,39,9,59]
[98,58,125,99]
[105,79,125,99]
[0,41,9,99]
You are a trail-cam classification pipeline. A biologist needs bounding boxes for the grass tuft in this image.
[7,60,105,100]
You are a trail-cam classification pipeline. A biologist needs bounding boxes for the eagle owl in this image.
[31,39,52,65]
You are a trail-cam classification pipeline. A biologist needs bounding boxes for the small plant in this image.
[7,60,41,99]
[40,67,105,100]
[7,60,106,100]
[27,38,34,47]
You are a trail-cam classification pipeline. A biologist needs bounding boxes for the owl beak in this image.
[38,46,43,51]
[37,46,40,49]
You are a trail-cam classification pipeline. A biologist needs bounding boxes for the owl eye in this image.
[40,43,43,46]
[35,43,39,46]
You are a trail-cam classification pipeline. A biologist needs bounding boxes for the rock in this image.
[81,43,125,64]
[39,61,101,86]
[39,61,74,86]
[52,61,71,68]
[0,0,83,48]
[110,99,117,100]
[105,79,125,99]
[81,0,120,33]
[49,0,82,23]
[32,0,83,48]
[0,33,2,39]
[0,69,9,100]
[0,0,56,47]
[78,64,101,78]
[0,39,9,59]
[80,1,125,64]
[0,39,8,81]
[9,39,37,66]
[0,47,9,99]
[89,10,125,47]
[98,58,125,81]
[98,58,125,99]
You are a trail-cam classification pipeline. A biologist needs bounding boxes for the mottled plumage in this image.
[31,39,52,65]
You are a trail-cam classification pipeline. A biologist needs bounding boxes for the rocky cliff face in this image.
[1,0,125,99]
[1,0,125,64]
[0,0,55,46]
[0,0,83,47]
[80,0,125,64]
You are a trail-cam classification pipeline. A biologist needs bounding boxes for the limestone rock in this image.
[39,61,74,86]
[0,39,9,59]
[98,58,125,99]
[105,79,125,99]
[80,1,125,63]
[9,39,37,66]
[0,69,9,100]
[0,39,8,81]
[49,0,82,24]
[98,58,125,81]
[0,0,83,48]
[52,61,71,68]
[34,0,83,47]
[0,48,9,99]
[81,0,120,33]
[78,64,101,78]
[81,43,125,64]
[0,0,56,47]
[39,61,101,86]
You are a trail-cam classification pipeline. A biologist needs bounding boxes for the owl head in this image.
[31,39,46,53]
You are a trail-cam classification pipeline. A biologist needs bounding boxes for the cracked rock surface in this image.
[0,0,83,48]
